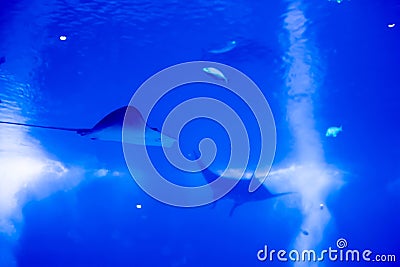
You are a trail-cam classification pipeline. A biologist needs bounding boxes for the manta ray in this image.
[194,151,292,216]
[0,106,176,147]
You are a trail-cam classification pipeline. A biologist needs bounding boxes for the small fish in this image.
[325,126,342,137]
[301,229,309,236]
[208,40,237,54]
[203,67,228,83]
[0,56,5,65]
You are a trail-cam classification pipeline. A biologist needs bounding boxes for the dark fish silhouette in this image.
[301,229,309,236]
[0,56,5,65]
[202,39,276,63]
[207,40,237,54]
[194,151,292,216]
[0,106,176,147]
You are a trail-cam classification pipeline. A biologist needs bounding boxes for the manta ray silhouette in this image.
[0,106,176,147]
[193,151,292,216]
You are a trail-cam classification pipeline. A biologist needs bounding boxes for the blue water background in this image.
[0,0,399,266]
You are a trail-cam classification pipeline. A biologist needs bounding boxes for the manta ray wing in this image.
[81,106,176,147]
[0,106,176,147]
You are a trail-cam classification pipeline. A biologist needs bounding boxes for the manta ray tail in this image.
[272,192,295,198]
[229,192,293,217]
[229,202,243,217]
[0,120,90,134]
[209,201,217,210]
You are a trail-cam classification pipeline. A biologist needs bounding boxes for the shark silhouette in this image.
[0,106,176,147]
[194,151,292,216]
